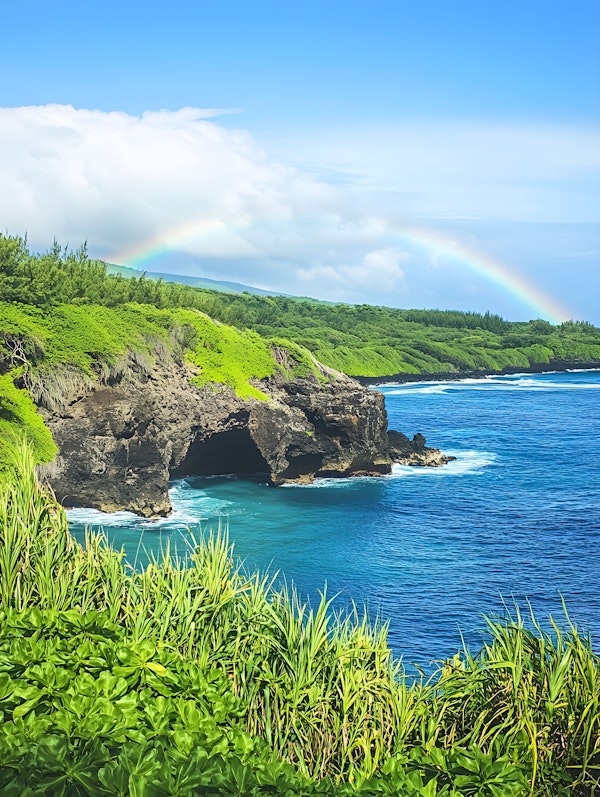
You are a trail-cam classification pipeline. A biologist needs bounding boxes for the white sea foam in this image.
[66,480,233,529]
[471,378,600,391]
[281,476,359,489]
[391,449,497,478]
[383,375,600,395]
[384,385,448,396]
[66,507,204,529]
[382,376,504,395]
[378,369,600,390]
[406,385,449,395]
[66,507,147,527]
[567,367,600,373]
[282,449,497,489]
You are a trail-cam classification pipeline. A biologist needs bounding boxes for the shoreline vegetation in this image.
[1,442,599,796]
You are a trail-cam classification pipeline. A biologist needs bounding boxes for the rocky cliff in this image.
[37,350,448,517]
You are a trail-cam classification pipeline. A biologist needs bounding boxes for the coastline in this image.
[352,360,600,386]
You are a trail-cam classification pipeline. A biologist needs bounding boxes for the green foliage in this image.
[380,746,530,796]
[0,298,326,451]
[269,336,326,380]
[171,309,276,400]
[0,302,162,377]
[0,305,215,468]
[0,372,57,478]
[3,232,364,445]
[3,233,600,382]
[0,608,337,796]
[0,301,282,404]
[0,443,598,795]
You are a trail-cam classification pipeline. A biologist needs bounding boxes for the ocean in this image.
[67,369,600,667]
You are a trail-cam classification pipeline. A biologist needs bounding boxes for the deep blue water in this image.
[68,370,600,666]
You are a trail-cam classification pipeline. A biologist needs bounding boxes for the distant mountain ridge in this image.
[105,262,295,298]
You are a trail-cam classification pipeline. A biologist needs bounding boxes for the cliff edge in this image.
[37,350,446,517]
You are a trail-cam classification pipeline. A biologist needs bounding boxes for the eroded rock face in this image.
[38,352,395,517]
[253,371,392,482]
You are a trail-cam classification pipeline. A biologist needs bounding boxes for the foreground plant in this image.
[0,439,597,795]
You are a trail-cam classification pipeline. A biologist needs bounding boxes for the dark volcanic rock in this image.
[257,370,391,482]
[388,429,455,467]
[38,354,208,516]
[38,352,394,516]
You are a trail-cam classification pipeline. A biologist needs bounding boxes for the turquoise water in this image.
[68,370,600,666]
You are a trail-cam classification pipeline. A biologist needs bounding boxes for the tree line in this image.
[2,233,599,377]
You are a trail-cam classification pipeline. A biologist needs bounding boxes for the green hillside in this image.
[0,298,326,474]
[2,234,599,380]
[0,236,330,474]
[204,297,600,378]
[105,261,297,297]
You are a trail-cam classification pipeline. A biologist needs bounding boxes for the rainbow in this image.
[111,218,229,269]
[110,219,572,324]
[389,224,572,324]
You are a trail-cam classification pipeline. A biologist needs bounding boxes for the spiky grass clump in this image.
[427,610,600,795]
[1,440,598,795]
[0,440,403,784]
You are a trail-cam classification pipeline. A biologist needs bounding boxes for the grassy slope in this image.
[98,254,600,378]
[0,372,57,473]
[0,300,323,475]
[0,443,598,795]
[205,298,600,378]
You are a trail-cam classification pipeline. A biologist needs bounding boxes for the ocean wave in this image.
[281,476,360,489]
[567,367,600,373]
[66,507,147,528]
[380,375,506,391]
[382,376,507,395]
[469,378,600,391]
[66,507,205,530]
[391,449,497,477]
[384,385,448,396]
[406,385,449,395]
[383,376,600,395]
[67,481,233,530]
[378,369,600,390]
[282,450,497,489]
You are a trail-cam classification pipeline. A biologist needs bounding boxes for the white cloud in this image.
[294,248,408,304]
[0,105,420,302]
[358,248,407,285]
[0,105,598,322]
[0,104,343,257]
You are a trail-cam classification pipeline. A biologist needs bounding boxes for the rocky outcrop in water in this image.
[38,351,404,517]
[387,430,455,467]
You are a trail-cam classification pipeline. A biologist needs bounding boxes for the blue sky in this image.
[1,0,599,322]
